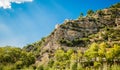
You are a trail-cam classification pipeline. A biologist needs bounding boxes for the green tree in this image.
[67,49,74,57]
[84,43,99,61]
[110,3,120,8]
[97,10,104,17]
[98,42,107,58]
[78,12,84,19]
[112,44,120,60]
[71,53,77,61]
[15,61,23,69]
[87,10,94,16]
[54,49,69,69]
[77,50,82,63]
[55,49,65,61]
[106,44,120,62]
[71,62,77,70]
[37,65,44,70]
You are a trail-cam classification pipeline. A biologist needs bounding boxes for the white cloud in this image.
[0,0,33,9]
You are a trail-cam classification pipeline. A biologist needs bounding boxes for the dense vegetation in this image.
[1,43,120,70]
[0,2,120,70]
[0,46,35,70]
[39,42,120,70]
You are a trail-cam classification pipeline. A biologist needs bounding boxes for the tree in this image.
[98,42,107,58]
[97,10,104,17]
[112,44,120,60]
[110,3,120,8]
[77,50,82,63]
[84,43,99,61]
[71,62,77,70]
[106,44,120,62]
[48,59,54,68]
[67,49,74,57]
[78,12,84,19]
[37,65,44,70]
[54,49,69,69]
[55,49,65,61]
[80,13,84,17]
[15,61,24,69]
[110,8,119,18]
[87,10,94,16]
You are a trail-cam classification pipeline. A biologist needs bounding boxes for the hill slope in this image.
[23,3,120,68]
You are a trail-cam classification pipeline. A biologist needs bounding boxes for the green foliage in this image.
[54,49,69,69]
[51,42,119,69]
[71,62,77,70]
[78,12,84,19]
[55,49,66,61]
[37,65,44,70]
[59,38,89,47]
[15,61,23,69]
[87,10,94,16]
[94,61,101,68]
[80,13,84,17]
[77,64,84,70]
[110,8,120,18]
[67,49,74,56]
[1,64,16,70]
[110,3,120,8]
[110,64,120,70]
[51,43,120,70]
[59,39,73,46]
[97,10,104,17]
[0,47,35,69]
[98,42,107,57]
[106,44,120,61]
[100,27,120,41]
[85,43,99,59]
[1,42,120,70]
[48,59,54,68]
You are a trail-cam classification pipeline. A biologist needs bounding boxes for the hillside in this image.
[0,3,120,70]
[23,2,120,66]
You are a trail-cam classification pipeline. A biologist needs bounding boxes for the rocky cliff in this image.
[23,3,120,66]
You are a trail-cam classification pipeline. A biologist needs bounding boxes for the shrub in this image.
[71,62,77,70]
[94,62,101,68]
[87,10,94,16]
[37,65,44,70]
[15,61,23,69]
[110,3,120,8]
[110,64,120,70]
[97,10,104,17]
[48,59,54,68]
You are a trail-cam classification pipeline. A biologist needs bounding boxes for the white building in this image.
[55,24,60,29]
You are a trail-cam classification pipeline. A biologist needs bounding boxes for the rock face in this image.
[35,8,120,65]
[42,16,117,51]
[24,6,120,65]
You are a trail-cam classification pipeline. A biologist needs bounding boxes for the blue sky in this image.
[0,0,120,48]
